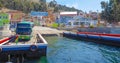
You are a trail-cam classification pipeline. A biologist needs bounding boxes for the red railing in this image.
[0,35,18,44]
[0,37,11,44]
[77,32,120,37]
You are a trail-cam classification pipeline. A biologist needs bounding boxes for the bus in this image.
[16,21,33,40]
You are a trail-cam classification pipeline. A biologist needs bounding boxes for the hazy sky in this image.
[47,0,109,12]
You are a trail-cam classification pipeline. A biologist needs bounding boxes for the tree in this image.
[101,1,107,9]
[48,0,58,12]
[0,0,82,13]
[0,3,3,9]
[101,0,120,23]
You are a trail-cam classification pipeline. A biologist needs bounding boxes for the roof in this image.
[7,10,22,13]
[30,11,48,16]
[19,21,34,24]
[60,12,77,16]
[0,8,10,13]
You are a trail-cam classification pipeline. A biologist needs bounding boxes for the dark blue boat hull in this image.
[63,33,120,47]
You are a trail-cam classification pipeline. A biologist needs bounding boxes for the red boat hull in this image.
[77,32,120,37]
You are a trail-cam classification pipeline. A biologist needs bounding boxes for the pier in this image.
[0,25,70,63]
[0,26,48,63]
[33,26,68,36]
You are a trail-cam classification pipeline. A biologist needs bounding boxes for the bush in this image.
[52,23,58,28]
[89,25,94,28]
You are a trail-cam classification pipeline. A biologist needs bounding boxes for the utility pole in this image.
[97,10,100,27]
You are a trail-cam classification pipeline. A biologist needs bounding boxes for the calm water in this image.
[26,36,120,63]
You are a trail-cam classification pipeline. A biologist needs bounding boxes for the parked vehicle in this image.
[16,21,33,40]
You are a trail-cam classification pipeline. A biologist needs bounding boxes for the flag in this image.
[15,35,18,45]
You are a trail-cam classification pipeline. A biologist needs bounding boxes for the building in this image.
[90,12,98,20]
[30,11,48,26]
[44,9,56,26]
[23,15,33,22]
[7,10,25,31]
[0,8,10,13]
[57,11,77,24]
[0,12,10,27]
[7,10,25,23]
[66,16,98,28]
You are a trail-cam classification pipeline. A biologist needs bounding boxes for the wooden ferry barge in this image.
[0,31,48,62]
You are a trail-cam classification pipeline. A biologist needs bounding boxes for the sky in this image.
[46,0,109,12]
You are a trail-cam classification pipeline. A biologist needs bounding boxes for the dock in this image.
[0,26,48,62]
[33,26,68,36]
[0,26,68,62]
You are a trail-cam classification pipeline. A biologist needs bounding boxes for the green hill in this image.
[0,0,82,13]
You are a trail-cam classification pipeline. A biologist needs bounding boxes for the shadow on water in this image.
[24,56,48,63]
[0,56,48,63]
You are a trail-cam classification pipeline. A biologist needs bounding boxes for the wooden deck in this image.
[9,30,38,45]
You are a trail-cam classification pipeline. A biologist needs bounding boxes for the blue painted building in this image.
[56,12,77,24]
[30,11,48,26]
[66,16,98,28]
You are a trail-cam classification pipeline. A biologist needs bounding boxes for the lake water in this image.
[25,36,120,63]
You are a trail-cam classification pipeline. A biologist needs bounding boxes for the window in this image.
[80,22,85,25]
[73,22,79,25]
[68,22,71,25]
[3,16,7,19]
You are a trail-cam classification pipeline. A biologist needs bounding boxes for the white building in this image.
[57,11,77,23]
[60,12,77,16]
[66,16,98,28]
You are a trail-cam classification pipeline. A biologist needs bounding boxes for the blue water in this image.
[22,36,120,63]
[43,36,120,63]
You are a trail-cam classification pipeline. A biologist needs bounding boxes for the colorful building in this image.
[7,10,25,31]
[0,12,10,27]
[23,15,33,22]
[30,11,48,26]
[44,9,56,26]
[7,10,25,23]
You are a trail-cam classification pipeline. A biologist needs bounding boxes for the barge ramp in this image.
[0,30,48,63]
[33,26,67,36]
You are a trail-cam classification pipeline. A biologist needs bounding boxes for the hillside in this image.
[0,0,82,13]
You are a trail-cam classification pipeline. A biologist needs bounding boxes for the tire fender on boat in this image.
[0,47,2,52]
[30,45,38,52]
